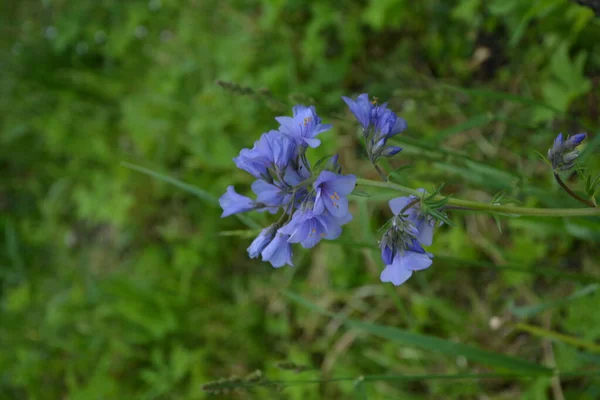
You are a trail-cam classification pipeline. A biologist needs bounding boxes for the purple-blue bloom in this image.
[219,186,258,217]
[279,207,352,249]
[233,130,297,179]
[251,179,292,208]
[342,93,406,164]
[313,171,357,218]
[276,105,332,148]
[389,191,436,246]
[548,132,587,171]
[380,239,433,286]
[262,232,294,268]
[371,105,407,141]
[221,103,358,273]
[378,189,436,286]
[219,186,278,217]
[248,225,277,259]
[342,93,372,131]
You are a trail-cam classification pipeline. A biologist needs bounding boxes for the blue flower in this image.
[342,93,372,131]
[378,189,437,286]
[233,130,297,179]
[279,207,352,249]
[222,103,358,272]
[547,132,587,171]
[276,105,332,148]
[380,239,433,286]
[313,171,357,218]
[371,105,407,141]
[342,93,406,164]
[219,186,277,217]
[389,191,435,246]
[251,179,292,208]
[219,186,257,217]
[247,225,277,258]
[262,232,294,268]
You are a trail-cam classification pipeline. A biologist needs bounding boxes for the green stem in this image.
[373,164,388,182]
[553,172,596,208]
[355,178,600,217]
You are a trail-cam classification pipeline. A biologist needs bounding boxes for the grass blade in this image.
[285,292,552,375]
[515,323,600,353]
[122,162,260,229]
[431,114,495,143]
[509,284,599,318]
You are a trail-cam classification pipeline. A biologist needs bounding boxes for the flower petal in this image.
[401,251,433,271]
[388,196,413,215]
[328,174,357,196]
[342,94,372,130]
[324,194,348,218]
[219,186,255,217]
[261,233,294,268]
[380,262,413,286]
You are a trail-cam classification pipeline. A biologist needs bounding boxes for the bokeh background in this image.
[2,0,600,399]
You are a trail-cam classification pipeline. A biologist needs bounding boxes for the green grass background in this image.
[2,0,600,398]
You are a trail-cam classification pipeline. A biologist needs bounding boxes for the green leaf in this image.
[122,162,260,229]
[509,284,599,318]
[351,190,372,198]
[515,322,600,353]
[431,114,494,143]
[440,83,560,113]
[285,292,553,375]
[387,165,413,183]
[353,377,368,400]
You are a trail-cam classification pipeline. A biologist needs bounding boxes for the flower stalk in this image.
[356,178,600,217]
[553,172,597,208]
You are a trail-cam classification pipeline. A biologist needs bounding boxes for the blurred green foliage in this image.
[1,0,600,398]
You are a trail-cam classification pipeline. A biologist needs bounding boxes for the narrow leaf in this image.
[286,292,552,375]
[122,162,260,229]
[509,284,599,318]
[515,323,600,353]
[431,114,494,143]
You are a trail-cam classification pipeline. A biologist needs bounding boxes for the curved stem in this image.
[373,164,388,182]
[355,178,600,217]
[400,197,421,214]
[553,172,596,208]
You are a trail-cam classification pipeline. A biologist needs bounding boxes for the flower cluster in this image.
[547,132,586,172]
[379,191,437,286]
[342,93,406,165]
[220,105,356,268]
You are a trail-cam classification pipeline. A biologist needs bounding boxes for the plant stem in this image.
[553,172,596,208]
[373,164,388,182]
[400,197,421,214]
[355,178,600,217]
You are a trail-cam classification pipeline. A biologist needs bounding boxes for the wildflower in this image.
[342,93,406,164]
[313,171,357,218]
[247,225,277,258]
[547,132,587,171]
[279,206,352,249]
[378,190,436,286]
[323,154,342,174]
[219,186,276,217]
[380,239,433,286]
[221,103,356,271]
[389,191,436,246]
[233,130,296,179]
[251,179,292,208]
[262,232,294,268]
[341,93,372,130]
[276,105,332,148]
